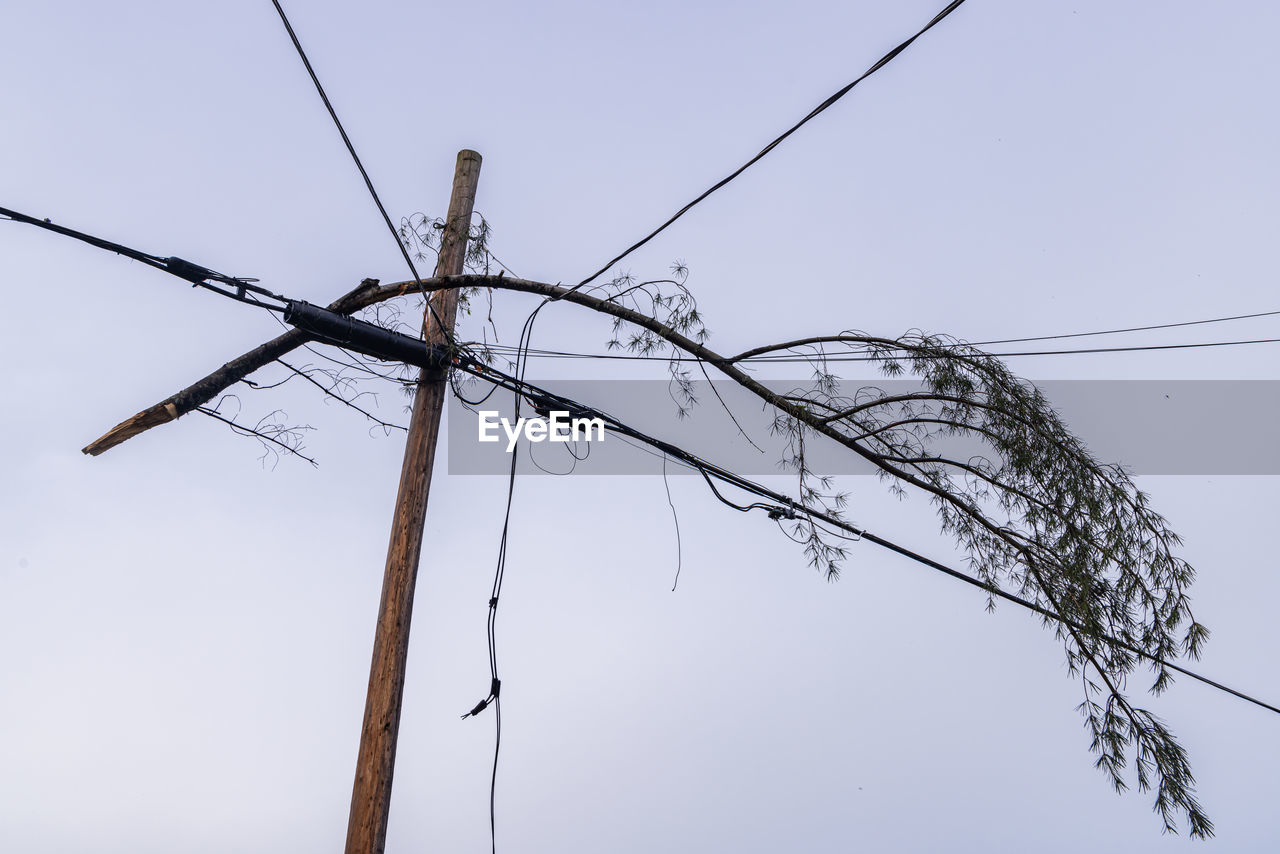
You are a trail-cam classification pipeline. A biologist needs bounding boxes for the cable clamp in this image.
[164,256,217,284]
[460,678,502,720]
[461,698,490,719]
[768,499,798,521]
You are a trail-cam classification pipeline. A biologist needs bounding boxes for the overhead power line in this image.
[465,335,1280,363]
[11,201,1277,366]
[438,351,1280,718]
[571,0,970,293]
[267,0,454,339]
[6,201,1276,722]
[11,201,1278,368]
[739,337,1280,361]
[0,205,285,311]
[473,304,1280,357]
[968,308,1280,347]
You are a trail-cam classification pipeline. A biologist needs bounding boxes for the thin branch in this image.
[195,406,317,467]
[277,359,407,433]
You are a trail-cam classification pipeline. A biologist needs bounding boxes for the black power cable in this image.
[10,200,1276,739]
[967,308,1280,348]
[736,337,1280,362]
[569,0,970,295]
[1,205,284,312]
[266,0,455,340]
[444,353,1280,718]
[469,334,1280,363]
[456,300,549,854]
[20,197,1275,368]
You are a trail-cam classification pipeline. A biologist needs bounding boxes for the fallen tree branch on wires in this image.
[79,263,1216,836]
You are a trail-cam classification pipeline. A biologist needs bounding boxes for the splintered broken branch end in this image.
[84,278,381,455]
[83,402,180,455]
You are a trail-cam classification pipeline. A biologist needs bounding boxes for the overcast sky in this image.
[2,1,1278,851]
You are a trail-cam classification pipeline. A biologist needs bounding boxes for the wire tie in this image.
[460,679,502,719]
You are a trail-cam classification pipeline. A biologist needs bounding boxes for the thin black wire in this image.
[483,437,518,854]
[525,422,591,475]
[20,194,1271,720]
[452,373,503,407]
[855,528,1280,717]
[1,205,286,312]
[568,0,970,294]
[471,335,1280,363]
[458,302,545,854]
[747,337,1280,362]
[464,295,1280,364]
[448,356,1280,718]
[254,307,1280,720]
[28,155,1246,369]
[266,0,453,338]
[663,454,684,591]
[1,205,167,266]
[968,308,1280,348]
[480,306,545,853]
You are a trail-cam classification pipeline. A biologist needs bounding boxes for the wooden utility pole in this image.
[345,149,482,854]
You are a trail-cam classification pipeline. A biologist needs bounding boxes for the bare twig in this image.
[276,360,407,434]
[195,406,317,468]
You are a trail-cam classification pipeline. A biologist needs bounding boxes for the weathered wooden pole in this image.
[345,149,482,854]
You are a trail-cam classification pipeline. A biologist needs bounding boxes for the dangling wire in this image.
[460,297,545,854]
[663,454,684,591]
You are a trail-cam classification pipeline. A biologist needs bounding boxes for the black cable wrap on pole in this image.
[283,300,449,369]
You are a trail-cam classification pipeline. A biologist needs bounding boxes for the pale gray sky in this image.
[2,1,1278,851]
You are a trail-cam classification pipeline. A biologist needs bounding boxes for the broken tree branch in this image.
[79,270,1215,834]
[82,278,381,455]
